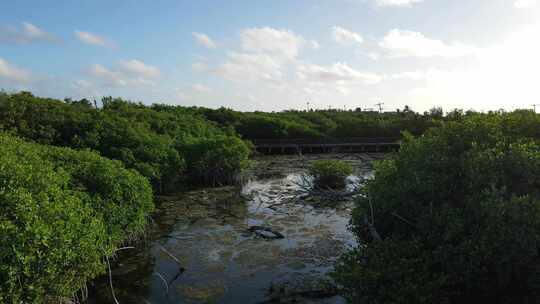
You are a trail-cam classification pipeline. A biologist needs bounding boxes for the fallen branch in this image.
[153,271,169,295]
[105,254,120,304]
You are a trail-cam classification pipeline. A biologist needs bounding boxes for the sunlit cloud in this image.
[514,0,537,8]
[75,30,114,48]
[406,22,540,110]
[332,26,363,45]
[379,29,478,58]
[240,27,307,60]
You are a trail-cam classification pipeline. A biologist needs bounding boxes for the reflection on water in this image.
[87,153,383,304]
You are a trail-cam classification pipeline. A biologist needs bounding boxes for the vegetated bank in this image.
[0,92,250,303]
[0,133,153,303]
[334,112,540,303]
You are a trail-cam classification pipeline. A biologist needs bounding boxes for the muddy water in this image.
[87,153,383,304]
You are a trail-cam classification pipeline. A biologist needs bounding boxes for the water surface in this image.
[87,153,382,304]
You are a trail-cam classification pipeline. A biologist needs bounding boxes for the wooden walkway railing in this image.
[251,137,401,154]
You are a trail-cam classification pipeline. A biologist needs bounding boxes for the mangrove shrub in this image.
[0,133,153,303]
[309,159,353,189]
[181,135,251,186]
[334,117,540,303]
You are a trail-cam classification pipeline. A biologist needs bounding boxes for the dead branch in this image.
[153,271,169,295]
[105,254,120,304]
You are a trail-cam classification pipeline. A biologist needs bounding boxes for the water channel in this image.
[87,153,384,304]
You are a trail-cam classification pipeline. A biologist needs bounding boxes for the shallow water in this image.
[87,153,382,304]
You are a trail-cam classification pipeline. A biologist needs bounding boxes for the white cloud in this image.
[240,27,306,59]
[403,22,540,110]
[514,0,537,8]
[0,22,56,44]
[379,29,478,58]
[0,58,31,83]
[374,0,424,7]
[332,26,363,45]
[89,60,160,87]
[297,62,381,85]
[192,32,217,49]
[214,52,284,84]
[89,64,127,87]
[118,59,160,79]
[191,84,212,93]
[75,30,112,48]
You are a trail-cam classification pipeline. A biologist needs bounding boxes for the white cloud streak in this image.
[88,60,160,87]
[297,62,381,85]
[0,58,31,83]
[75,30,113,48]
[379,29,478,58]
[118,59,160,79]
[0,22,56,44]
[332,26,363,45]
[240,27,307,59]
[374,0,424,7]
[192,32,217,49]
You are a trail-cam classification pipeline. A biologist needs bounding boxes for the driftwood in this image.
[247,225,285,239]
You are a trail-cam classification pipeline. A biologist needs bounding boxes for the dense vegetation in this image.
[309,159,353,189]
[0,92,252,302]
[334,111,540,303]
[0,92,251,191]
[0,133,153,303]
[186,105,445,140]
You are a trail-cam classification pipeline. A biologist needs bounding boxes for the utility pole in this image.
[374,102,384,113]
[306,101,310,111]
[532,104,540,113]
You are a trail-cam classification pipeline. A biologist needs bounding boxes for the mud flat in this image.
[87,153,384,304]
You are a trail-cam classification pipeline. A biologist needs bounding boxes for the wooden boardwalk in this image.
[252,137,401,154]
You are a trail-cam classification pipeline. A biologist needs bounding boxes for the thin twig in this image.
[105,254,120,304]
[153,271,169,294]
[158,244,182,265]
[115,246,135,252]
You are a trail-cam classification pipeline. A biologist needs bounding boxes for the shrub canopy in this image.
[309,159,353,189]
[0,133,153,303]
[334,115,540,303]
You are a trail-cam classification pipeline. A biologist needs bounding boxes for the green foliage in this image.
[0,92,250,189]
[335,115,540,303]
[196,106,441,140]
[309,159,353,189]
[181,135,251,186]
[0,133,153,303]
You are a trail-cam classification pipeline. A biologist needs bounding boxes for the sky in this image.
[0,0,539,112]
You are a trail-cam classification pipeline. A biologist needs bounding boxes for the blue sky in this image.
[1,0,539,112]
